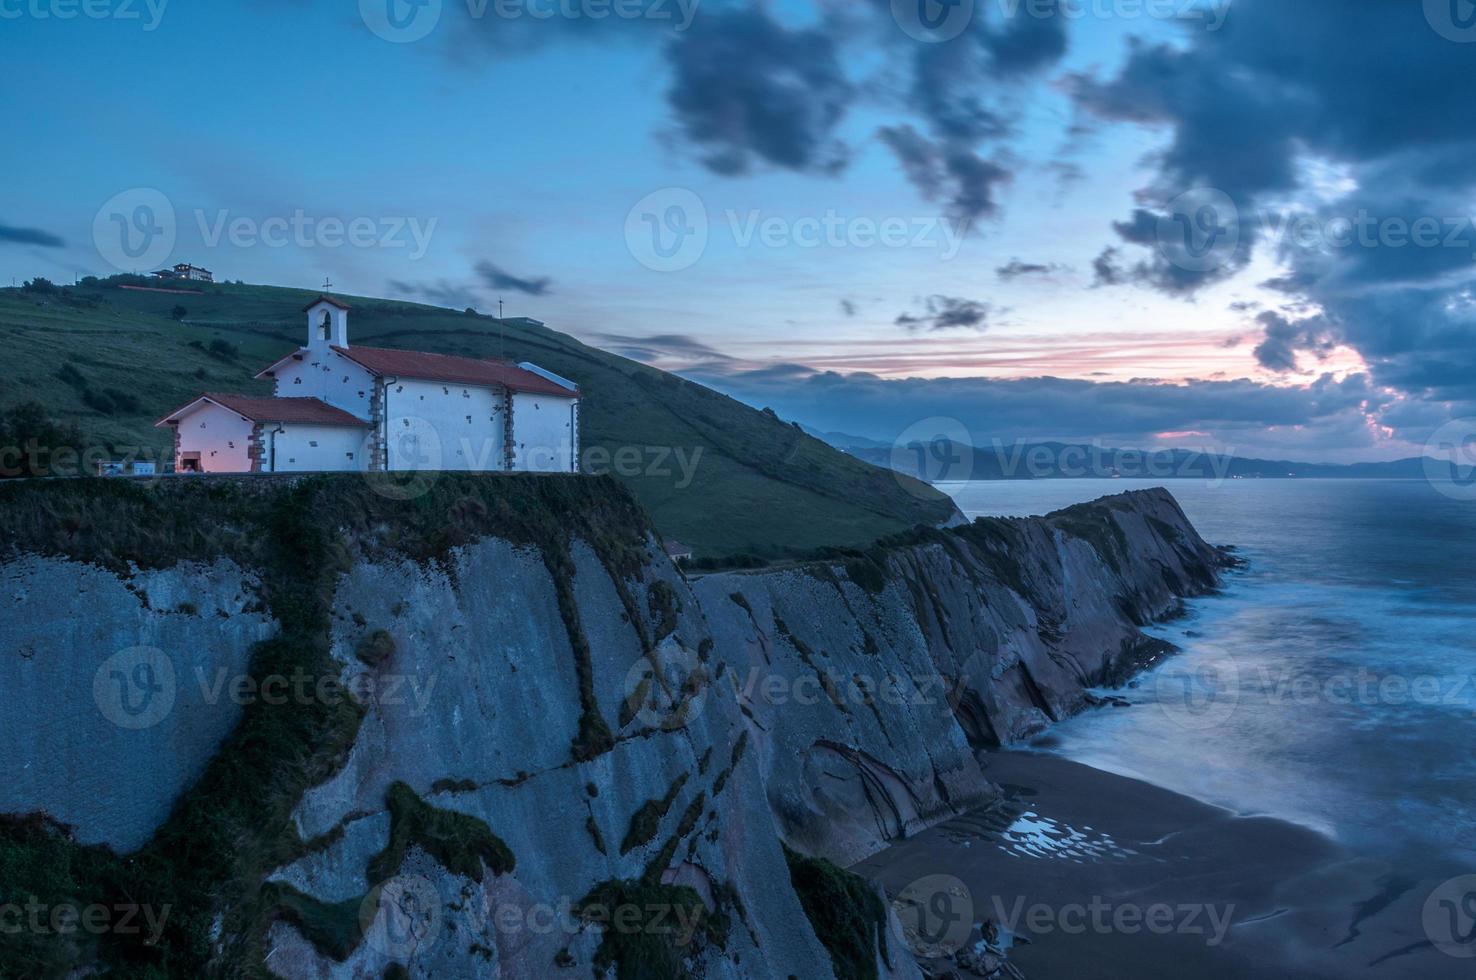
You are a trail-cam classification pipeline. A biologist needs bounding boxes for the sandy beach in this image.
[855,751,1475,979]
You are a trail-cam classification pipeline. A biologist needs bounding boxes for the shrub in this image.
[0,402,85,479]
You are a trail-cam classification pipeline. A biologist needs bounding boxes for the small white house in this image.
[157,296,581,475]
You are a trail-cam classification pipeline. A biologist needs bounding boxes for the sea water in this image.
[942,478,1476,876]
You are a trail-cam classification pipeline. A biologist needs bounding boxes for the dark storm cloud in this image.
[901,0,1067,141]
[1073,0,1476,402]
[475,261,552,296]
[1252,312,1337,373]
[873,1,1068,226]
[895,295,994,332]
[664,8,853,176]
[442,2,1067,226]
[0,224,64,248]
[877,126,1011,226]
[909,41,1013,146]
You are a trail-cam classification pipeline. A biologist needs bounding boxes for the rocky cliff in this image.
[0,475,1224,979]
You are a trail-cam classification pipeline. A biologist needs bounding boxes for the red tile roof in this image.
[304,295,350,311]
[330,346,579,396]
[155,394,369,427]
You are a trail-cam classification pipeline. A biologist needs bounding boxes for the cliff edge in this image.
[0,475,1226,978]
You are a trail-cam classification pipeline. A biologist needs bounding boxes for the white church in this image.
[157,297,581,475]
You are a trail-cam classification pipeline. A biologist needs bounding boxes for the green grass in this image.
[782,846,890,980]
[575,879,728,980]
[620,775,690,855]
[0,277,954,559]
[367,782,515,885]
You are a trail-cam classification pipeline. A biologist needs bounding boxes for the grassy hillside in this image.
[0,277,954,558]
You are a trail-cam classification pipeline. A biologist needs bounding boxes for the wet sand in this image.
[854,752,1474,978]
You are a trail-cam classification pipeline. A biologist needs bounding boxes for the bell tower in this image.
[304,296,350,351]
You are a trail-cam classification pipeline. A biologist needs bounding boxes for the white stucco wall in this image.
[512,393,579,473]
[174,403,254,473]
[264,423,368,473]
[384,378,505,472]
[271,351,375,420]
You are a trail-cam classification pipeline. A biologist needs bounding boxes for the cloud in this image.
[895,295,995,332]
[877,125,1011,225]
[592,331,731,366]
[1072,0,1476,402]
[1091,247,1127,287]
[996,258,1066,281]
[902,1,1068,139]
[686,362,1399,460]
[387,279,484,310]
[0,224,64,248]
[664,8,852,175]
[1252,311,1337,373]
[839,298,858,317]
[475,261,552,296]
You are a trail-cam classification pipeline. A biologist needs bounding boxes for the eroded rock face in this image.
[0,556,273,851]
[696,488,1225,868]
[0,480,1222,978]
[259,489,1222,977]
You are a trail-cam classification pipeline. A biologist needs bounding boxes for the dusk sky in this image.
[5,0,1475,461]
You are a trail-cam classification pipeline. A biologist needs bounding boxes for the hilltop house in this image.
[156,297,580,475]
[154,263,215,283]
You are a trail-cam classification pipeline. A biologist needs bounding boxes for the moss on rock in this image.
[782,845,889,980]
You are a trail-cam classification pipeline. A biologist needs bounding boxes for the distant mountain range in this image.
[802,427,1455,482]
